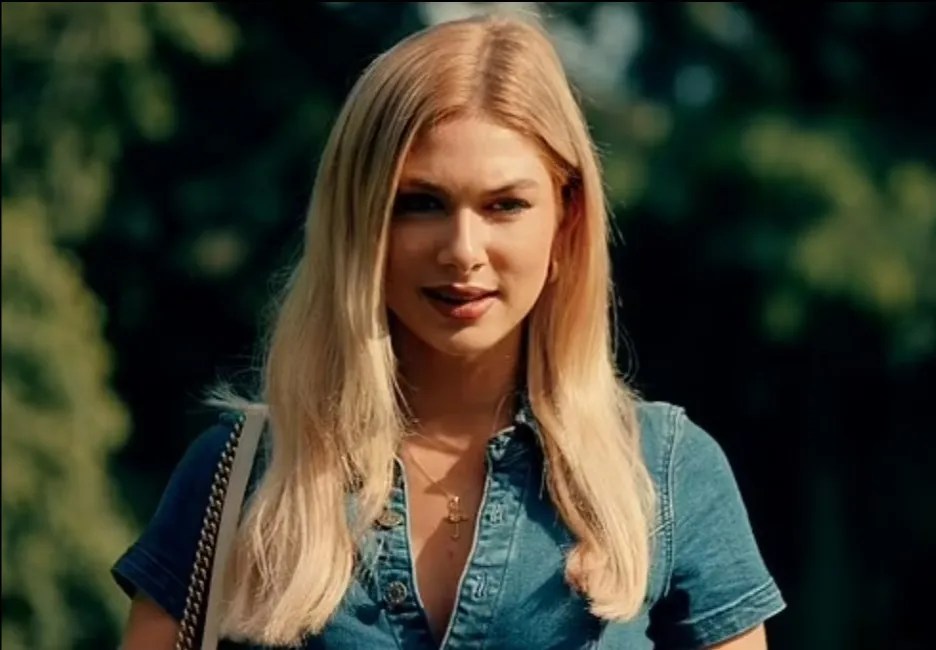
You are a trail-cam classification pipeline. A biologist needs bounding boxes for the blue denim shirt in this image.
[112,400,785,649]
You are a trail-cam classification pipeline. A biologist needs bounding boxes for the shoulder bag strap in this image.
[174,408,267,650]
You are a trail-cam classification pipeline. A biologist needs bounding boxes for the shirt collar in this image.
[486,388,544,463]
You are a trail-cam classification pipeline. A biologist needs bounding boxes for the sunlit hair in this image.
[213,12,655,645]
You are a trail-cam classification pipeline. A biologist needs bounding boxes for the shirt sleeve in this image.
[111,414,239,621]
[648,409,786,648]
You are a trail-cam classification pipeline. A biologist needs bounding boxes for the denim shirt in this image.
[112,400,785,649]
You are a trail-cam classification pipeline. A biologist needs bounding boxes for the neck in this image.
[394,327,524,443]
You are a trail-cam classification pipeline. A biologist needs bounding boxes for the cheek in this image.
[492,225,555,294]
[386,226,427,284]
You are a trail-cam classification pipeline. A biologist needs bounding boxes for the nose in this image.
[436,208,488,275]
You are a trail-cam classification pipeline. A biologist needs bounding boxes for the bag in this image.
[174,409,267,650]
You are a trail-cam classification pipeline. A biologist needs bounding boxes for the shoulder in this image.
[168,413,243,486]
[635,401,787,646]
[110,411,266,620]
[634,399,748,540]
[146,412,242,527]
[635,399,728,491]
[636,401,721,489]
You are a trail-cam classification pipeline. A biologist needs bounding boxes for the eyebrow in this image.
[397,178,541,195]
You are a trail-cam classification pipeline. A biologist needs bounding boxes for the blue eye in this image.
[393,192,444,216]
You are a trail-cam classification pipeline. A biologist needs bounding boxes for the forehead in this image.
[399,116,553,190]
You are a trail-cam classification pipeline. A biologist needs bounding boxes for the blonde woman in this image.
[115,13,785,650]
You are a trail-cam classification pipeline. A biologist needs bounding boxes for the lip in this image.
[421,285,499,321]
[423,284,498,300]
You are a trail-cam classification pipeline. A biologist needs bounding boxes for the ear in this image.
[551,176,582,263]
[558,176,583,234]
[548,257,560,284]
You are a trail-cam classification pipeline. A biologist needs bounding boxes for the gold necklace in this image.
[400,392,517,540]
[402,447,470,540]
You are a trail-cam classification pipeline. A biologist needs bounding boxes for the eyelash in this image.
[393,193,444,215]
[489,198,531,214]
[392,193,532,217]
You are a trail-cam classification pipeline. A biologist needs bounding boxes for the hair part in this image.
[214,12,655,645]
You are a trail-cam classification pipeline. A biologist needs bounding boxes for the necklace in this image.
[399,391,518,541]
[402,447,470,540]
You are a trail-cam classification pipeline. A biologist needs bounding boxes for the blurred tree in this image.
[78,1,428,518]
[2,200,133,649]
[1,3,238,647]
[572,2,936,363]
[574,5,936,649]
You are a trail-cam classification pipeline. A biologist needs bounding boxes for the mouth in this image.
[421,284,499,320]
[421,285,499,304]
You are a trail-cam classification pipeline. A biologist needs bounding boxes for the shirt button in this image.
[385,581,408,607]
[376,509,403,529]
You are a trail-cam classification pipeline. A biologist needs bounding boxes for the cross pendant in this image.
[446,496,469,540]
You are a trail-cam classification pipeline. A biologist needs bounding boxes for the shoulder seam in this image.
[661,403,685,594]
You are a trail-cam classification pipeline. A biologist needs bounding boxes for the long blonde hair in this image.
[217,13,655,645]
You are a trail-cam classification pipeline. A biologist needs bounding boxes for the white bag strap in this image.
[200,408,266,649]
[174,408,266,650]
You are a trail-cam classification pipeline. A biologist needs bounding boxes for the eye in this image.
[488,198,532,214]
[393,192,445,216]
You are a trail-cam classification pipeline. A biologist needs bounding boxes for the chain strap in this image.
[175,413,247,650]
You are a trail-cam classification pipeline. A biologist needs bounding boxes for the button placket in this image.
[374,460,436,648]
[441,448,533,648]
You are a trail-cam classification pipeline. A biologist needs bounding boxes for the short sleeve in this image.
[648,409,786,648]
[111,415,238,621]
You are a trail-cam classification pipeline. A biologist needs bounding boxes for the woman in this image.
[114,13,785,650]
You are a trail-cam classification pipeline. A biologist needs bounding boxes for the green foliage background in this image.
[2,3,933,649]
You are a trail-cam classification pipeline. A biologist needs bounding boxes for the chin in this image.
[388,304,526,361]
[422,327,511,358]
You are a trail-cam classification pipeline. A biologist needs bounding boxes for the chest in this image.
[366,446,610,649]
[401,447,489,642]
[406,485,483,642]
[328,450,663,650]
[226,448,667,650]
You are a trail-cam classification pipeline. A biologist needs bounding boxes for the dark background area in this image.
[3,3,934,648]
